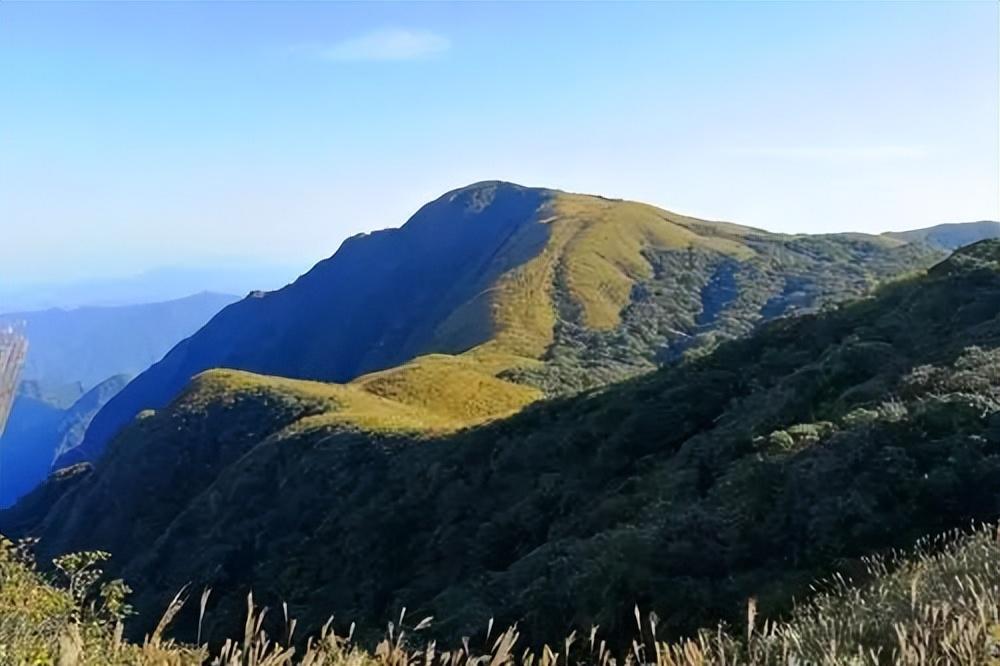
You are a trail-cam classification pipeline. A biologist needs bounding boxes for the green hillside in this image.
[73,182,945,465]
[9,241,1000,650]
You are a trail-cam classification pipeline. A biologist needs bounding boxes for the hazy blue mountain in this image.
[883,220,1000,250]
[0,264,300,314]
[0,375,128,507]
[0,394,63,500]
[0,292,237,499]
[16,380,86,410]
[0,292,239,389]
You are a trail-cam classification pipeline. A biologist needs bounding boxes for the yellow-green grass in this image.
[457,193,762,354]
[547,194,756,330]
[178,360,542,439]
[179,369,456,435]
[351,354,541,426]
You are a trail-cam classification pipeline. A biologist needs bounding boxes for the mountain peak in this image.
[444,180,537,196]
[407,181,550,226]
[60,185,965,470]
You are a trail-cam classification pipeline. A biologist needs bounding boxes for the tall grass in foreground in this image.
[1,527,997,666]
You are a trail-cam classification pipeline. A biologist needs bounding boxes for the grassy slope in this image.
[169,191,781,441]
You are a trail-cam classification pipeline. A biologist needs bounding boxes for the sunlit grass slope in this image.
[93,191,772,442]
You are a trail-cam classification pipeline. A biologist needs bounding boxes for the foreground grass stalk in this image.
[0,526,997,665]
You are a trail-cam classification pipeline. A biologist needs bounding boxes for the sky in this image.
[1,1,998,286]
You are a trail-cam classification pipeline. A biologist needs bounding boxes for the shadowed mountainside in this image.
[0,375,129,507]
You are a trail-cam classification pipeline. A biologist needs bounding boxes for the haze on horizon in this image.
[1,1,997,285]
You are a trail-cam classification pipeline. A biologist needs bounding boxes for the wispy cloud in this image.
[311,28,451,62]
[730,145,930,162]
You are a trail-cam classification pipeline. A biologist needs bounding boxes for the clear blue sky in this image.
[1,1,997,285]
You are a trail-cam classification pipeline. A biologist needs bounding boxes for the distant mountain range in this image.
[0,264,299,315]
[0,292,239,505]
[882,220,1000,250]
[0,292,238,389]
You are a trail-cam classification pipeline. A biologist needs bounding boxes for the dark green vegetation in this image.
[8,241,1000,651]
[0,375,129,507]
[77,182,951,465]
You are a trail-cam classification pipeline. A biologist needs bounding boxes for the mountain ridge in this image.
[883,220,1000,250]
[69,182,965,467]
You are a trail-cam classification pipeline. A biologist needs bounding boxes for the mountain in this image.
[883,220,1000,250]
[0,293,236,501]
[0,264,299,314]
[0,375,129,507]
[0,292,238,390]
[9,232,1000,647]
[70,181,950,467]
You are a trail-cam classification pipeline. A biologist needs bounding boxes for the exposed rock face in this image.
[0,329,27,436]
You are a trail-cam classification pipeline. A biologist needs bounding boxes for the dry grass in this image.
[182,357,542,440]
[549,195,756,330]
[1,526,996,666]
[182,369,456,434]
[351,355,541,425]
[655,525,1000,665]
